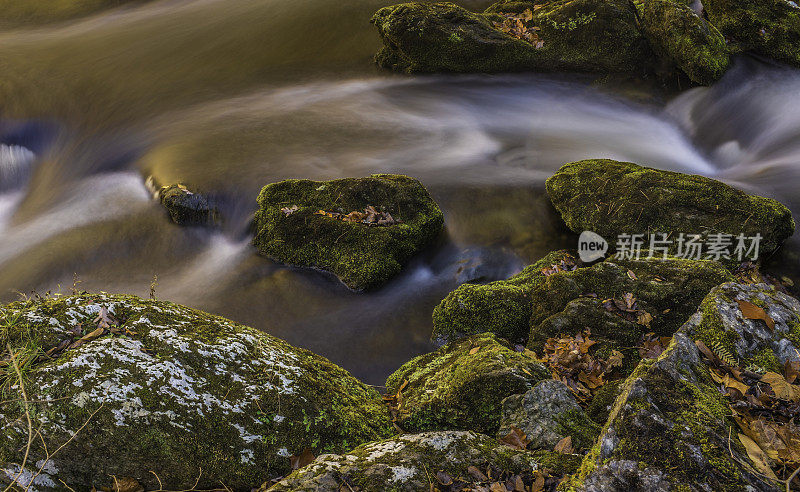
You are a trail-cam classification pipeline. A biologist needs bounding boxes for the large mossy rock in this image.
[546,159,795,258]
[527,257,733,356]
[702,0,800,67]
[634,0,730,85]
[432,250,576,345]
[252,174,444,291]
[385,333,549,435]
[370,0,654,74]
[568,282,800,490]
[266,430,581,491]
[0,294,393,491]
[497,379,600,453]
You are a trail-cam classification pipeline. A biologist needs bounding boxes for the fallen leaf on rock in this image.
[110,476,144,492]
[280,205,299,216]
[500,426,530,450]
[760,372,800,401]
[738,433,779,481]
[489,483,506,492]
[554,436,573,454]
[469,346,481,355]
[626,269,637,280]
[531,472,545,492]
[468,465,488,481]
[289,448,315,470]
[436,470,453,485]
[737,300,775,332]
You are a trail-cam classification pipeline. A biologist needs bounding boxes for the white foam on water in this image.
[0,144,36,189]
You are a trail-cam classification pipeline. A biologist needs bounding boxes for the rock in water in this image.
[370,0,654,74]
[0,294,393,491]
[634,0,730,85]
[252,174,444,291]
[546,159,795,259]
[266,430,580,491]
[158,183,219,226]
[497,379,600,452]
[385,333,549,434]
[567,282,800,491]
[702,0,800,67]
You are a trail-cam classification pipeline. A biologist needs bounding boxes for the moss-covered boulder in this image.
[497,379,600,452]
[0,294,393,491]
[432,250,576,345]
[527,257,733,359]
[266,430,580,491]
[702,0,800,67]
[252,174,444,291]
[546,159,795,259]
[567,282,800,490]
[158,183,219,226]
[385,333,549,435]
[370,0,654,74]
[634,0,730,85]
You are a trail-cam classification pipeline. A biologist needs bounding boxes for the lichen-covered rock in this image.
[266,430,579,491]
[702,0,800,67]
[370,0,654,74]
[567,282,800,491]
[252,174,444,291]
[527,257,733,358]
[0,294,393,491]
[432,250,577,345]
[546,159,795,259]
[497,379,600,452]
[158,183,219,226]
[634,0,730,85]
[385,333,549,435]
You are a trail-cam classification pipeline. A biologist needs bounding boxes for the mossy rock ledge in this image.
[252,174,444,291]
[385,333,549,435]
[370,0,655,74]
[0,294,393,491]
[546,159,795,259]
[265,430,580,491]
[567,282,799,491]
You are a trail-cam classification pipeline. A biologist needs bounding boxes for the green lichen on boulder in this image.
[158,183,219,226]
[370,0,654,74]
[385,333,549,435]
[527,257,733,359]
[567,328,784,490]
[432,250,576,345]
[546,159,795,259]
[0,294,393,491]
[702,0,800,67]
[266,430,577,491]
[252,174,444,291]
[634,0,730,84]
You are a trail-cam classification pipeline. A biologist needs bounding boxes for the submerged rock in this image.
[371,0,654,74]
[634,0,730,85]
[568,282,800,491]
[158,183,219,226]
[497,379,600,452]
[702,0,800,67]
[385,333,549,434]
[527,257,733,357]
[546,159,795,259]
[0,294,393,491]
[266,430,580,491]
[252,174,444,291]
[432,250,577,345]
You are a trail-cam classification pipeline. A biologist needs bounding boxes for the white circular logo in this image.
[578,231,608,262]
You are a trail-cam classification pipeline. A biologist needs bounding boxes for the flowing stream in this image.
[0,0,798,384]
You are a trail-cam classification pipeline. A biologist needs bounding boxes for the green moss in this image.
[385,333,549,434]
[554,408,602,451]
[546,159,796,260]
[634,0,730,84]
[585,380,623,425]
[252,174,444,291]
[370,0,655,74]
[749,346,782,373]
[158,184,219,226]
[432,250,575,344]
[702,0,800,67]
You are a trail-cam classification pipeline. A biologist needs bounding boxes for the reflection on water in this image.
[0,0,797,383]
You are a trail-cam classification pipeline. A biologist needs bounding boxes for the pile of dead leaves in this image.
[314,205,400,227]
[638,332,672,360]
[383,379,409,433]
[696,339,800,487]
[538,329,624,403]
[540,257,578,277]
[429,464,553,492]
[600,290,653,328]
[493,9,545,48]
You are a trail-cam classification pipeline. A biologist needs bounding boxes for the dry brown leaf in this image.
[289,448,315,470]
[739,433,779,480]
[467,465,488,481]
[489,483,506,492]
[500,426,530,450]
[469,346,481,355]
[531,471,545,492]
[626,269,637,280]
[737,300,775,332]
[435,470,453,485]
[554,435,573,454]
[760,371,800,401]
[112,477,144,492]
